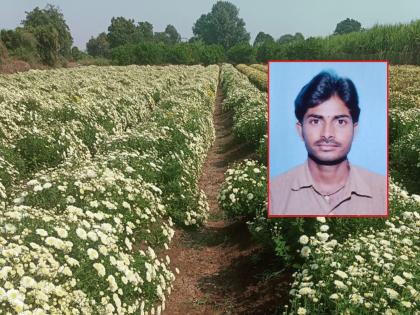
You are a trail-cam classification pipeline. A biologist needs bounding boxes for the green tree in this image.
[277,34,295,44]
[253,32,274,47]
[199,44,225,65]
[33,25,60,65]
[227,42,255,64]
[192,1,250,49]
[71,46,85,61]
[107,17,137,48]
[256,41,278,62]
[22,4,73,57]
[0,40,8,64]
[165,24,181,44]
[155,25,181,45]
[86,32,110,57]
[0,28,38,62]
[137,21,154,42]
[334,18,362,35]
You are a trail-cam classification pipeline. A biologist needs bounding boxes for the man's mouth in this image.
[317,144,339,147]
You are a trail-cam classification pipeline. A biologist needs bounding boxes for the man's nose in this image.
[321,122,334,139]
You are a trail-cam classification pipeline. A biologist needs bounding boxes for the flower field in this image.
[218,65,420,314]
[0,65,218,314]
[0,63,418,314]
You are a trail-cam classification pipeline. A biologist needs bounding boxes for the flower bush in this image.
[0,64,218,313]
[286,183,419,315]
[236,63,268,91]
[257,134,268,165]
[389,65,420,194]
[218,159,267,219]
[250,64,268,73]
[220,64,267,145]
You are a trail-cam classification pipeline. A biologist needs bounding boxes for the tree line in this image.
[1,2,419,69]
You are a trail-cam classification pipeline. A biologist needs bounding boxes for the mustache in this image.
[314,138,341,146]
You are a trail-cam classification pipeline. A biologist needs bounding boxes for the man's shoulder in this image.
[271,163,306,187]
[351,164,386,185]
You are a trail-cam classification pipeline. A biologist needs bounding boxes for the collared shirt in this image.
[269,160,387,216]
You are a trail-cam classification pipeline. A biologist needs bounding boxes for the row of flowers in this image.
[217,64,419,314]
[236,64,268,92]
[389,66,420,195]
[250,64,268,74]
[220,64,268,149]
[286,183,419,315]
[0,65,207,196]
[0,65,219,314]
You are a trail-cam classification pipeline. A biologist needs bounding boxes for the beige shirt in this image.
[269,160,387,216]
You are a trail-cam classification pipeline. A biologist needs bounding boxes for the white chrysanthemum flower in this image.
[86,169,97,178]
[297,307,307,315]
[87,248,99,260]
[300,246,311,258]
[393,275,406,286]
[4,223,17,234]
[320,224,329,232]
[76,228,87,240]
[385,288,399,300]
[87,231,98,242]
[334,280,347,290]
[335,270,348,279]
[54,227,68,238]
[316,217,326,223]
[299,235,309,245]
[298,287,314,295]
[93,263,106,277]
[355,255,365,263]
[20,276,36,288]
[36,229,48,237]
[330,293,339,300]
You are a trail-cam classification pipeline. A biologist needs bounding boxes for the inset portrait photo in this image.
[268,61,388,217]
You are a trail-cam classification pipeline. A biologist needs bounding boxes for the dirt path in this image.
[164,80,291,315]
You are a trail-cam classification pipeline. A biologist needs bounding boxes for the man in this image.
[270,70,386,215]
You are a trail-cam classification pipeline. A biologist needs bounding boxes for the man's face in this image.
[296,95,358,164]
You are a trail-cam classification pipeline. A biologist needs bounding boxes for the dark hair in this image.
[294,70,360,123]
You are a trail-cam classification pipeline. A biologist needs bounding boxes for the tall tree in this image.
[86,32,110,57]
[137,21,154,42]
[192,1,250,49]
[33,25,59,65]
[253,32,274,47]
[107,17,137,48]
[155,24,181,44]
[334,18,362,35]
[22,4,73,57]
[277,32,305,45]
[165,25,181,44]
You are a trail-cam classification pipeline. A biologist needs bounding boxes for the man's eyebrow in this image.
[305,114,351,120]
[333,114,351,119]
[305,114,324,120]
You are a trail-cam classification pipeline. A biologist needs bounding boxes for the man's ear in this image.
[296,121,304,141]
[353,122,358,137]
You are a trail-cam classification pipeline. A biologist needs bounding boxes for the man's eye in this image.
[310,119,319,125]
[337,119,347,125]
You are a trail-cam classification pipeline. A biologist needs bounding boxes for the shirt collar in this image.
[291,159,373,198]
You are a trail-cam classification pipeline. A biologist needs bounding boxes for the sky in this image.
[1,0,420,50]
